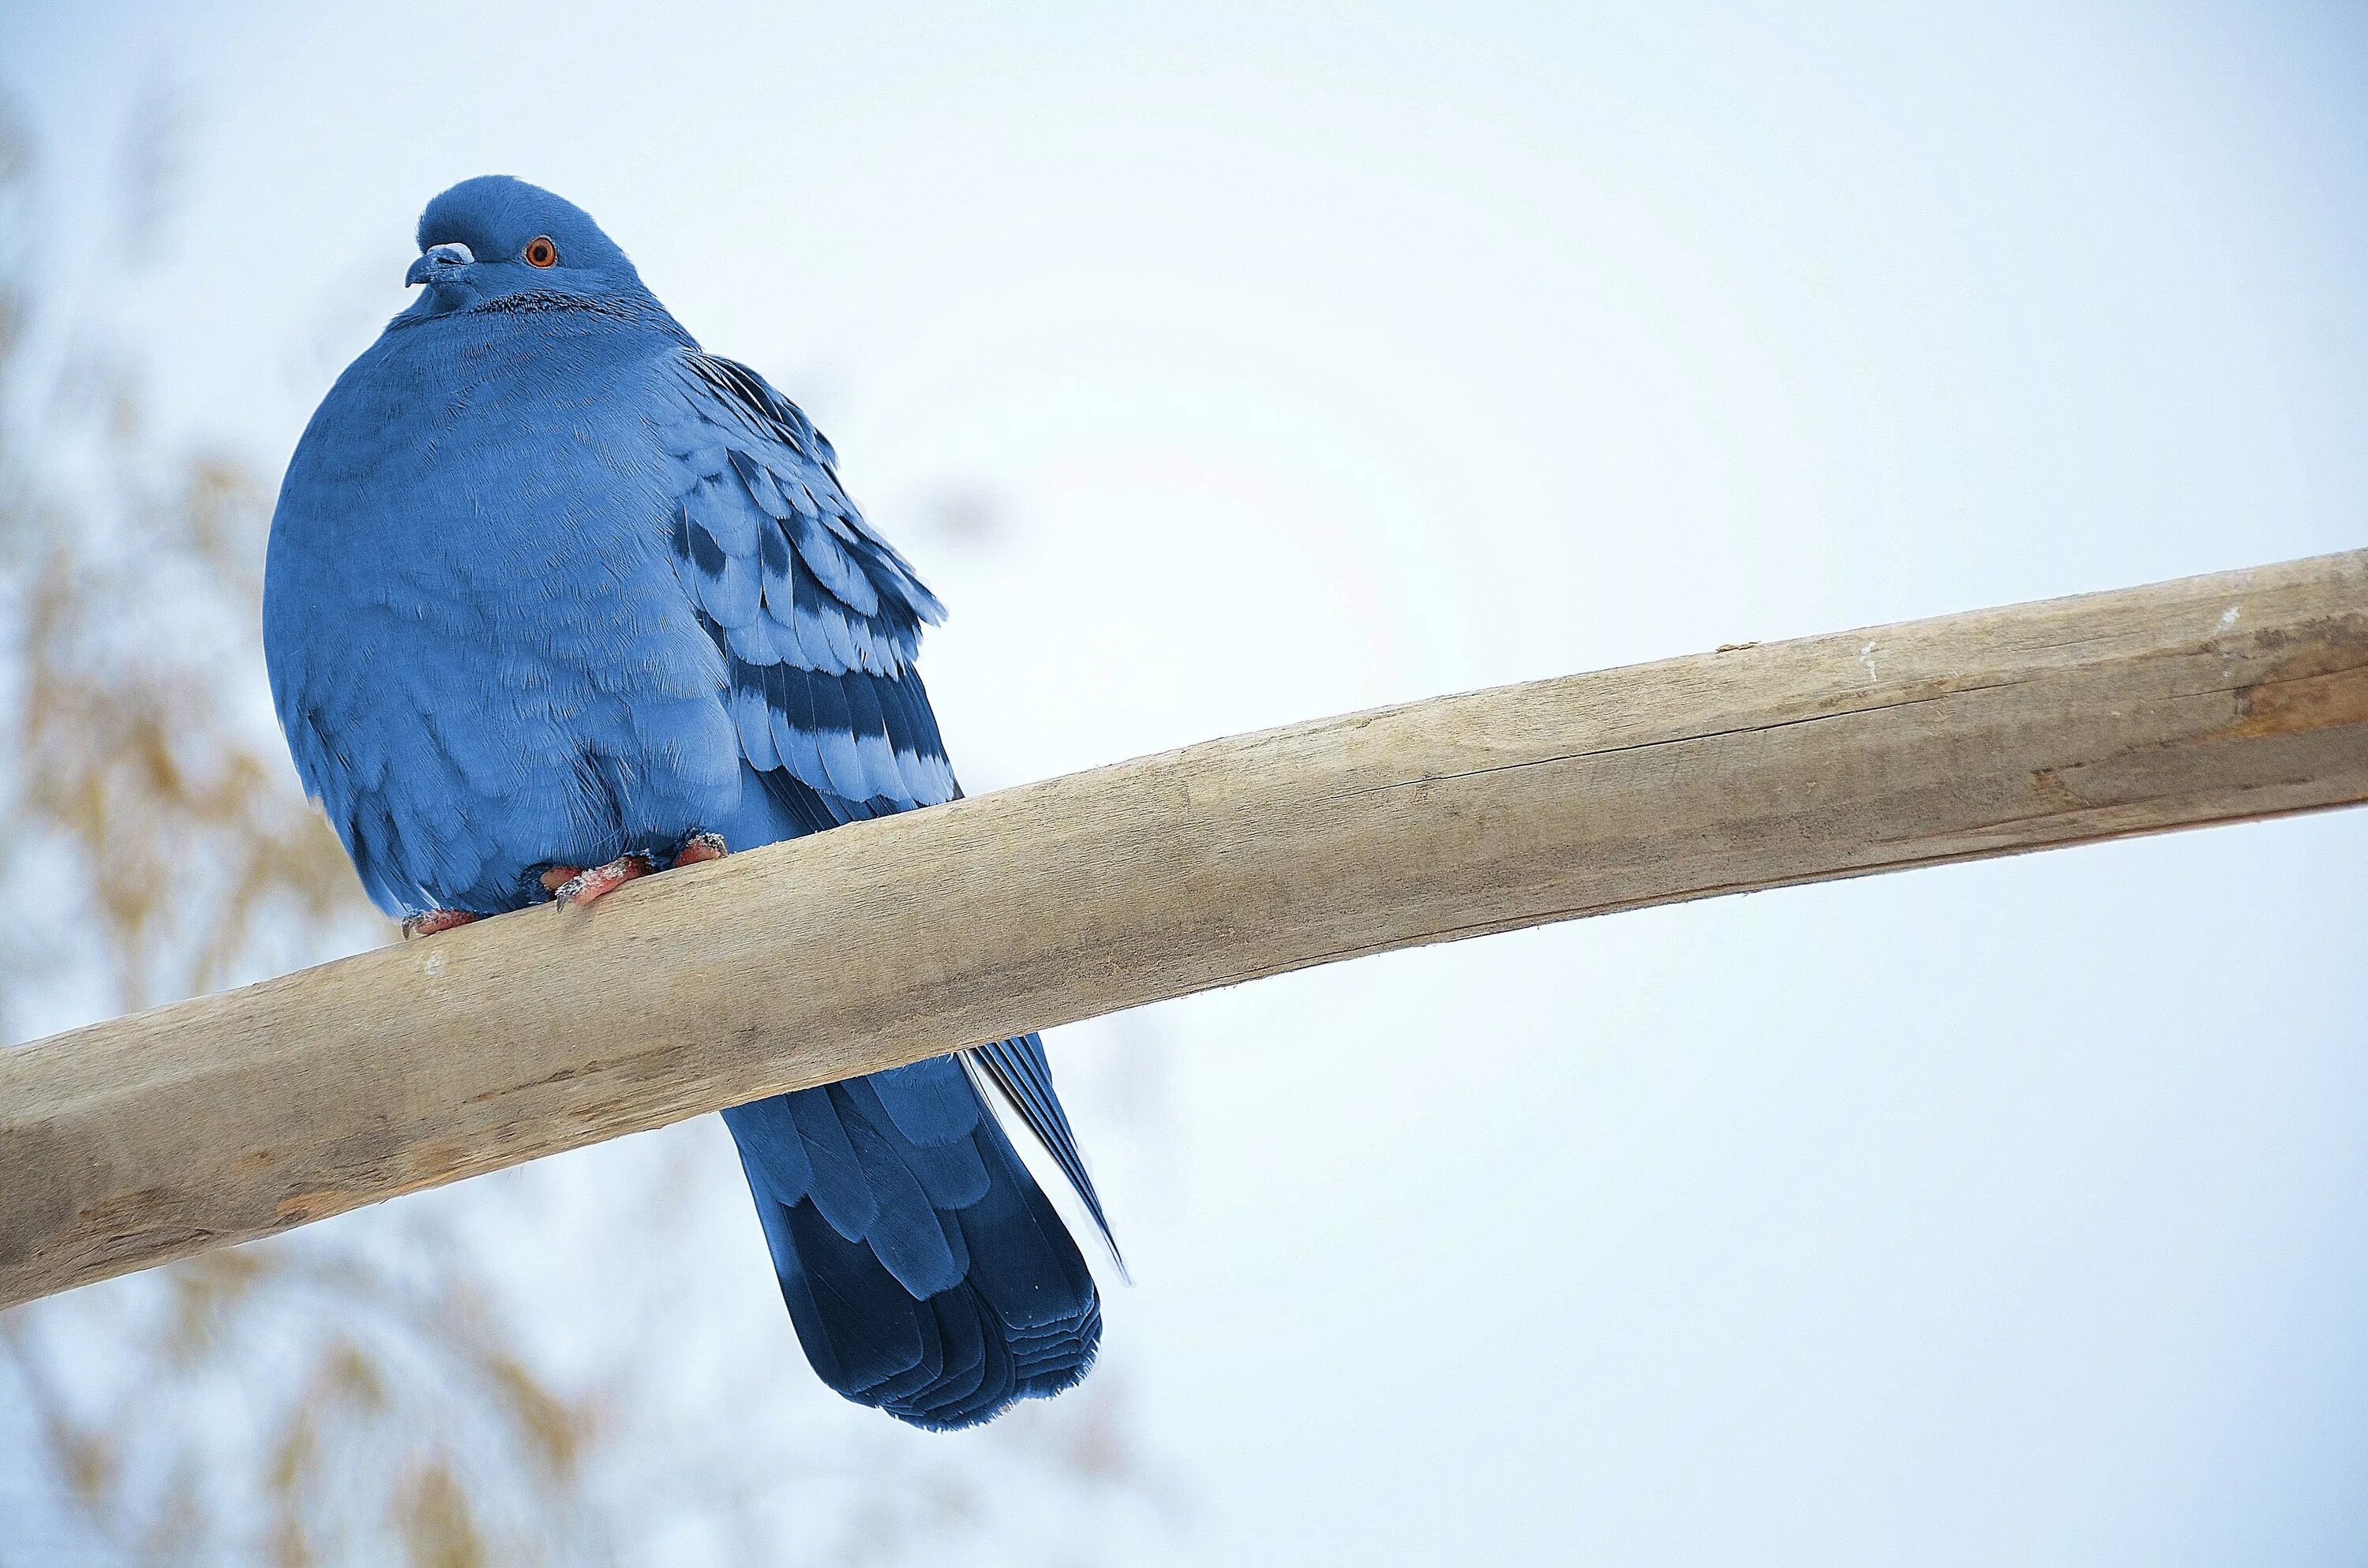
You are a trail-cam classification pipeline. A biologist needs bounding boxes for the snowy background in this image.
[5,3,2366,1563]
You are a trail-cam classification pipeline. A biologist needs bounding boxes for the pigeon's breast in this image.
[264,318,742,915]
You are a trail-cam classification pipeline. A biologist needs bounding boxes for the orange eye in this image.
[523,236,558,268]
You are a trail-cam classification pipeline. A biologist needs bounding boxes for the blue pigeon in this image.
[263,176,1114,1429]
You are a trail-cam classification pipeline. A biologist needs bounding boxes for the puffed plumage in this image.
[264,176,1111,1429]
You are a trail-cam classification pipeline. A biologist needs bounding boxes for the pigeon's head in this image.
[402,175,656,320]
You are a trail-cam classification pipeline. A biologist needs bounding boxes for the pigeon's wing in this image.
[657,352,1118,1259]
[659,351,954,825]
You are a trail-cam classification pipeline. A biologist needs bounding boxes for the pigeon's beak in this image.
[405,241,476,288]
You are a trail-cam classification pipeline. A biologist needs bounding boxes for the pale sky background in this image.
[7,2,2368,1563]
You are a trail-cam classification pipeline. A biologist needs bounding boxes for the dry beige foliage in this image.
[0,99,605,1568]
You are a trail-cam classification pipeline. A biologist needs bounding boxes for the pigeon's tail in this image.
[721,1051,1100,1430]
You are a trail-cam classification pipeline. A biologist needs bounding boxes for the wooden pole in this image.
[4,550,2364,1308]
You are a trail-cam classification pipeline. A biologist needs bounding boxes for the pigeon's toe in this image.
[545,855,654,908]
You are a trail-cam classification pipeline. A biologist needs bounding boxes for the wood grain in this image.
[5,550,2365,1308]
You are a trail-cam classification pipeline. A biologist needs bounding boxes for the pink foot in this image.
[673,831,729,868]
[538,836,726,911]
[402,909,480,940]
[542,855,654,909]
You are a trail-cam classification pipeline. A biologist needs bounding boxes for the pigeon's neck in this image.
[391,286,695,347]
[360,300,699,418]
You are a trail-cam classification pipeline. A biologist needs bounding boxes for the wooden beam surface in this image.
[5,550,2365,1308]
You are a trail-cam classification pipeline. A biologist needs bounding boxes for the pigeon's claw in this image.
[673,831,729,868]
[545,855,654,909]
[402,909,480,940]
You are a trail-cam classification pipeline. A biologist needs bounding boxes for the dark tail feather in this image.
[722,1057,1100,1431]
[965,1034,1127,1278]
